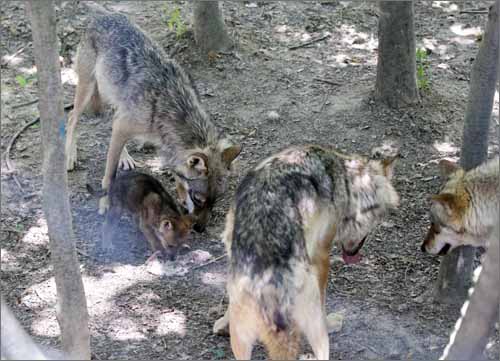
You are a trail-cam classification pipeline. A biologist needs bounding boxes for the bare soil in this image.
[1,1,499,360]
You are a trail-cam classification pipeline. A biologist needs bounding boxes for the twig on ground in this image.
[313,77,342,86]
[3,104,74,193]
[1,46,25,67]
[11,99,38,109]
[459,9,488,14]
[190,254,227,271]
[289,33,331,50]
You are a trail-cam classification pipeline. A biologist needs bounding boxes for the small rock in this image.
[326,312,343,333]
[397,304,409,313]
[267,110,280,121]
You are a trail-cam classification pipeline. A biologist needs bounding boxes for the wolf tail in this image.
[257,284,300,359]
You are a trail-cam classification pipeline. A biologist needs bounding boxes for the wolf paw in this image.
[66,142,77,171]
[213,313,229,336]
[98,195,110,215]
[119,149,139,170]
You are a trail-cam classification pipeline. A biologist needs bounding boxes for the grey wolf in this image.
[87,171,193,260]
[67,9,240,231]
[420,157,499,360]
[421,157,498,255]
[215,144,399,359]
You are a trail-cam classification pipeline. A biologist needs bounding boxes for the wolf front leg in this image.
[99,118,132,214]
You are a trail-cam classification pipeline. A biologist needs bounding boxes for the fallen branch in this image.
[11,99,38,109]
[3,104,74,193]
[460,9,488,14]
[190,254,227,271]
[313,77,342,86]
[289,34,331,50]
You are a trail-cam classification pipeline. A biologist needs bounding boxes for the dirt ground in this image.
[1,1,499,360]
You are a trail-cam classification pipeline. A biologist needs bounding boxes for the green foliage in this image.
[163,3,187,39]
[15,74,36,88]
[416,48,431,92]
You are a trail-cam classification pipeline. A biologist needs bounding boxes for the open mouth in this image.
[438,243,451,256]
[342,235,368,257]
[341,235,367,264]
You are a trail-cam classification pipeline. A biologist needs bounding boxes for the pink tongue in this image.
[342,250,362,264]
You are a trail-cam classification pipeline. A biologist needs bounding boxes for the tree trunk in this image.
[27,1,91,359]
[193,1,232,54]
[441,226,500,360]
[435,0,499,305]
[375,1,419,108]
[1,297,48,360]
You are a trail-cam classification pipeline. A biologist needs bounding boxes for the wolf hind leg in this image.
[66,39,98,171]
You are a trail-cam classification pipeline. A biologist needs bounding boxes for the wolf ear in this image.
[438,159,460,179]
[187,154,208,175]
[220,142,242,168]
[143,193,162,224]
[431,193,459,216]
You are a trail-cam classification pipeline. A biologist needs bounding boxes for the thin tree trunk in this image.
[441,226,500,360]
[193,1,232,54]
[1,297,48,360]
[435,0,499,305]
[27,1,90,359]
[375,1,419,108]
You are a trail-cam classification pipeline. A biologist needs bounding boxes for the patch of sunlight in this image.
[493,90,499,119]
[18,65,37,75]
[201,271,226,287]
[61,67,77,85]
[326,53,349,68]
[337,24,377,51]
[22,218,49,246]
[1,248,21,272]
[31,308,60,338]
[422,38,449,56]
[433,138,459,155]
[450,36,475,46]
[156,310,186,336]
[1,53,23,67]
[83,264,157,317]
[486,340,495,350]
[450,24,482,37]
[432,1,459,12]
[109,318,146,341]
[274,24,290,34]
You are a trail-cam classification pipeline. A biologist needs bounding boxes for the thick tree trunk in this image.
[193,1,232,54]
[435,0,499,305]
[375,1,419,108]
[27,1,91,359]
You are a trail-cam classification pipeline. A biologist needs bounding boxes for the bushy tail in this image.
[257,284,300,359]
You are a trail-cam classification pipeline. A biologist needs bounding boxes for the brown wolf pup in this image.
[420,157,499,360]
[215,145,399,360]
[67,9,240,231]
[421,157,499,255]
[88,171,194,260]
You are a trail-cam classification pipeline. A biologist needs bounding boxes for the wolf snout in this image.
[193,223,206,233]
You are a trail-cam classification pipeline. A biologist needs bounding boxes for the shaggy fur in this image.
[215,144,399,360]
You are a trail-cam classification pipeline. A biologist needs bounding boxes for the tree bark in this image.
[27,1,91,359]
[1,297,48,360]
[435,0,499,305]
[193,1,233,54]
[441,226,500,360]
[375,1,419,108]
